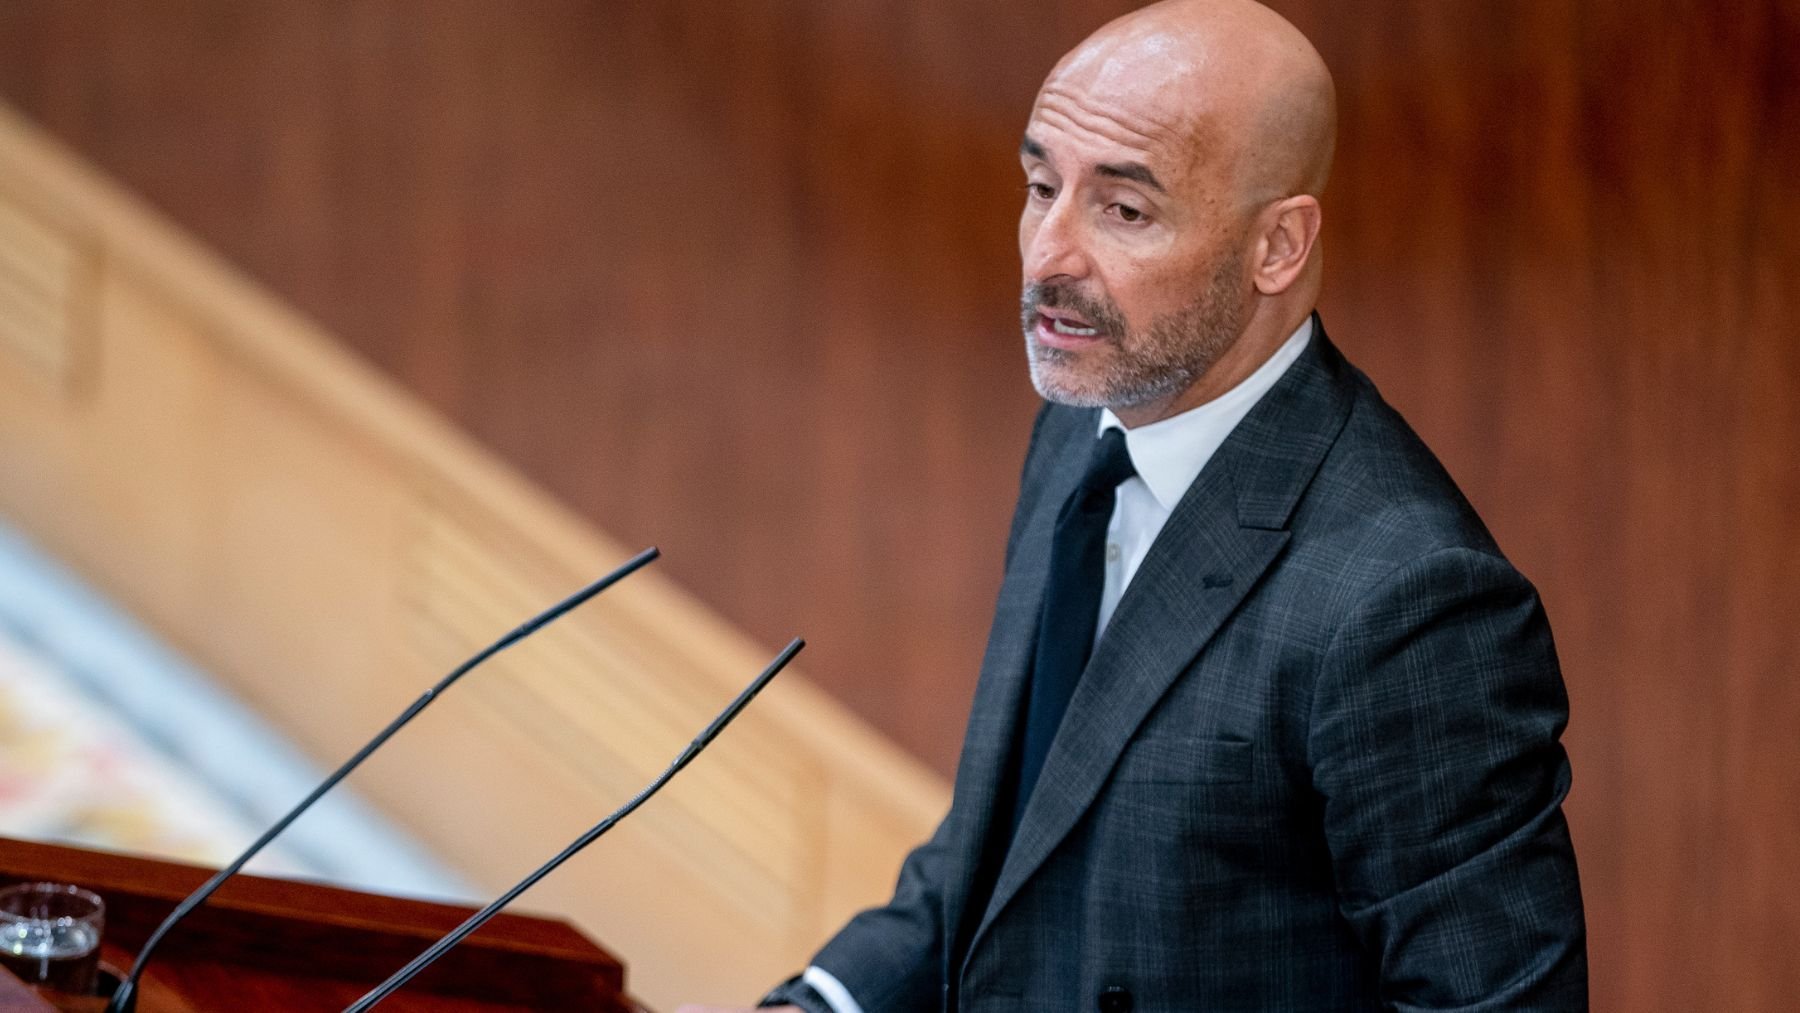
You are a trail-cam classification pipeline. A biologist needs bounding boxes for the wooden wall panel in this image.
[0,0,1111,774]
[1,1,1796,1008]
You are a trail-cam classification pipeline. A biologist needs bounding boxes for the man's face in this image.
[1018,66,1252,416]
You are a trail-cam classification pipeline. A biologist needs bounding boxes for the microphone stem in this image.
[105,547,660,1013]
[344,636,804,1013]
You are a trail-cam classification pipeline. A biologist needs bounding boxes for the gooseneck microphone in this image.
[343,636,805,1012]
[105,547,661,1013]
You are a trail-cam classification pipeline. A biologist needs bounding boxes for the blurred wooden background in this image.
[1,1,1794,1008]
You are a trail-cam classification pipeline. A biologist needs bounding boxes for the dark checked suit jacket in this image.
[767,319,1587,1012]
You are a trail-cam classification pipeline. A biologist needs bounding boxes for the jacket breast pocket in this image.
[1112,734,1252,785]
[1105,734,1262,847]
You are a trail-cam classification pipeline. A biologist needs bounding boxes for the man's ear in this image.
[1251,195,1322,295]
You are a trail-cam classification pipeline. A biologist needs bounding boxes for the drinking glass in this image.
[0,882,105,994]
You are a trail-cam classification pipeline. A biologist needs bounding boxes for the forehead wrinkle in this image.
[1032,88,1172,162]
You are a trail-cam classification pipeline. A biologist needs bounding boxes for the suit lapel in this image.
[966,319,1358,952]
[968,472,1288,949]
[939,415,1091,950]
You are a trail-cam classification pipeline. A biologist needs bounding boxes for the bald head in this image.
[1043,0,1336,203]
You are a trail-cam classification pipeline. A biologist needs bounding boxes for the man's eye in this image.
[1027,182,1056,201]
[1112,203,1146,223]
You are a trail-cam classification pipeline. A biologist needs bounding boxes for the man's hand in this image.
[673,1006,800,1013]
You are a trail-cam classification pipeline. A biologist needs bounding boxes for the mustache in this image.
[1020,282,1126,337]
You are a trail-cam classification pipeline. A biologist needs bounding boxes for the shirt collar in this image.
[1099,316,1314,511]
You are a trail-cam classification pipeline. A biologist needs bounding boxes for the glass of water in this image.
[0,882,105,994]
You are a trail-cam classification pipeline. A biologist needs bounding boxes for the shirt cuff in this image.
[802,965,866,1013]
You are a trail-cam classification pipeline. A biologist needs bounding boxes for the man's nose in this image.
[1022,202,1090,284]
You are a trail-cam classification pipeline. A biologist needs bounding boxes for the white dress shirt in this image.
[1094,316,1312,641]
[801,317,1313,1013]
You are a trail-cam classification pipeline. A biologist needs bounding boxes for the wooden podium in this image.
[0,838,640,1012]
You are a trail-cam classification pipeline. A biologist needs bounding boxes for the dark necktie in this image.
[947,429,1137,999]
[1010,426,1137,832]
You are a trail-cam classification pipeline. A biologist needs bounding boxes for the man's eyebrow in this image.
[1020,136,1166,193]
[1095,161,1166,193]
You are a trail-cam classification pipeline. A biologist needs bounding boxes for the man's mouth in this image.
[1022,282,1122,352]
[1034,309,1106,348]
[1044,313,1099,336]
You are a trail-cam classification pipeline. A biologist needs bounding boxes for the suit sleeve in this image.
[1308,546,1587,1011]
[765,404,1069,1010]
[761,812,954,1011]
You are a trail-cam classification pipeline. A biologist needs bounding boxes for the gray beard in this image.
[1022,253,1247,411]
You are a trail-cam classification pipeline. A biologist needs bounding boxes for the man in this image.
[685,0,1585,1009]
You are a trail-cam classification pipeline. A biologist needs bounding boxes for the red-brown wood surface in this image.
[0,838,629,1012]
[0,3,1795,1009]
[0,971,56,1013]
